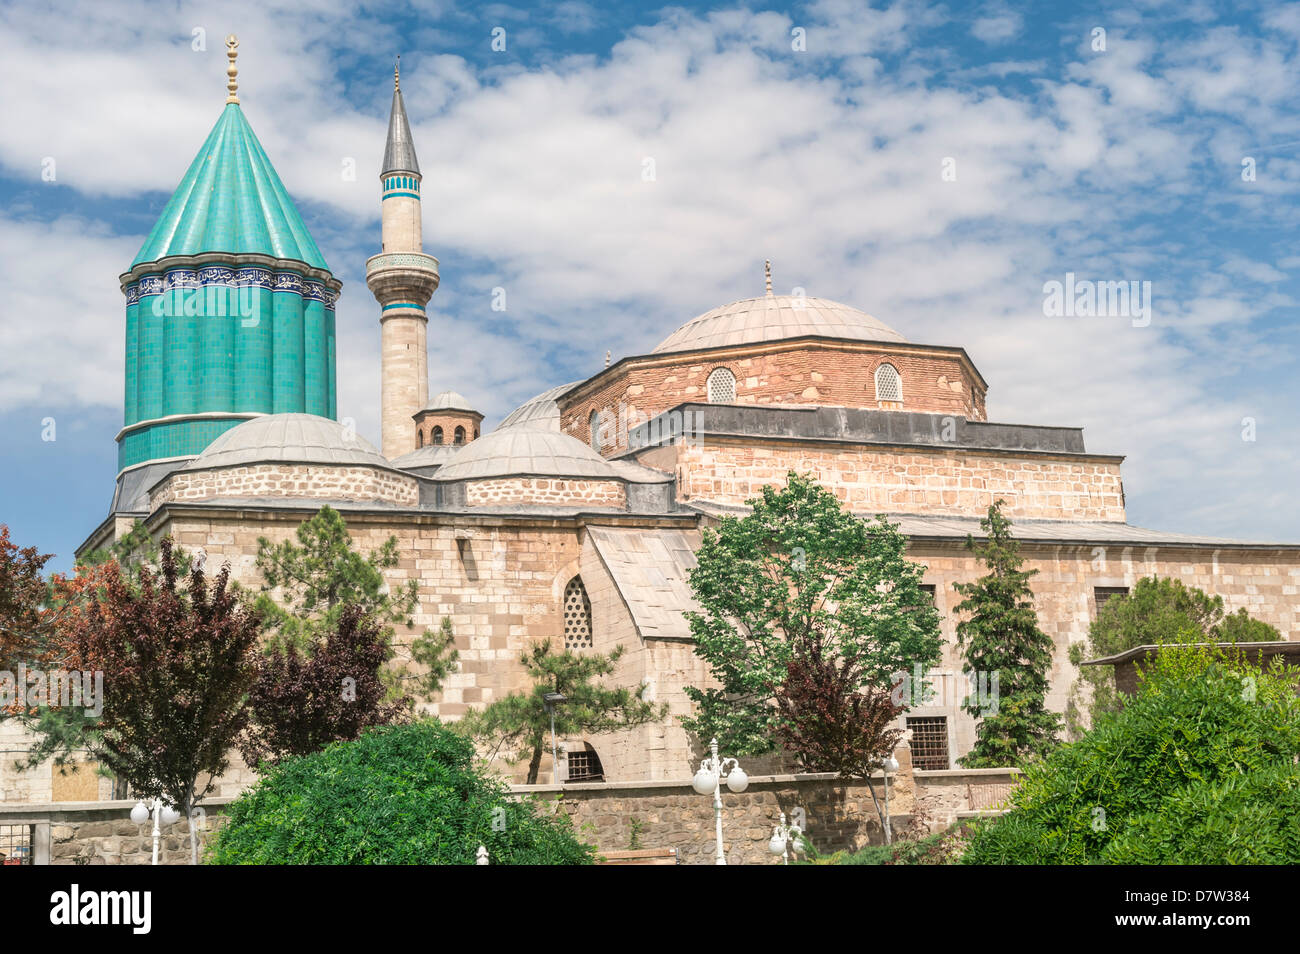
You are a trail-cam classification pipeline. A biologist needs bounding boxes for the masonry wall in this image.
[670,438,1127,522]
[561,341,987,454]
[151,464,420,508]
[906,540,1300,761]
[464,477,625,509]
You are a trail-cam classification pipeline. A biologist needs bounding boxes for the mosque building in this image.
[73,39,1300,786]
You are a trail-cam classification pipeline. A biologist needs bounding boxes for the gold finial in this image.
[395,55,401,91]
[764,260,773,296]
[225,35,240,104]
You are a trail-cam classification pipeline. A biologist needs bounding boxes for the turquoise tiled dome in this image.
[118,102,340,475]
[133,104,329,269]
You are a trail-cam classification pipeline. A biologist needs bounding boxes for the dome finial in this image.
[764,259,773,296]
[395,54,401,91]
[225,35,240,104]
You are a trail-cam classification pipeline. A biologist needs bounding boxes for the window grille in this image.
[563,577,593,650]
[454,426,466,445]
[706,367,736,403]
[1094,586,1129,614]
[589,410,602,450]
[875,363,903,402]
[565,749,605,782]
[432,426,444,445]
[0,825,33,866]
[908,716,950,770]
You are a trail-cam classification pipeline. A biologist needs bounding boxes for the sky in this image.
[0,0,1297,571]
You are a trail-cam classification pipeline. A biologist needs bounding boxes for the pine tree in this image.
[953,500,1060,767]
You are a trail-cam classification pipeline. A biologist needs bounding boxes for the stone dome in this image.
[188,414,388,469]
[435,425,616,481]
[498,381,580,432]
[652,295,906,355]
[422,390,477,413]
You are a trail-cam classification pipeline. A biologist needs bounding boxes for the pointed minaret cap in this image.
[382,57,421,177]
[764,260,773,296]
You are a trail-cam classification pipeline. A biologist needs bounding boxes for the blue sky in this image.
[0,0,1297,571]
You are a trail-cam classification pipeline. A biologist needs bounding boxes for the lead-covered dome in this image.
[435,426,615,481]
[498,381,580,432]
[653,295,906,355]
[187,414,387,469]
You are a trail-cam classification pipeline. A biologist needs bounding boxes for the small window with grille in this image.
[907,716,950,770]
[563,576,593,649]
[706,367,736,403]
[0,824,33,865]
[1094,586,1129,615]
[875,363,903,403]
[432,426,444,445]
[565,748,605,783]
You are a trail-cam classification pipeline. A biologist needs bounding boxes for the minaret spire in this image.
[764,259,773,296]
[368,61,439,459]
[225,35,239,104]
[381,61,420,177]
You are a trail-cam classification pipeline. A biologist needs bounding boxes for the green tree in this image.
[251,506,457,700]
[682,472,942,758]
[208,721,594,865]
[952,501,1060,767]
[961,644,1300,865]
[1066,575,1280,736]
[458,640,666,784]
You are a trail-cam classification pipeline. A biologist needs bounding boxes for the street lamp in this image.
[542,692,566,783]
[881,753,900,845]
[692,737,748,865]
[130,798,181,865]
[767,811,805,865]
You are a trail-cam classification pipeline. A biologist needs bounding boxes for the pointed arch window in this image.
[432,426,444,445]
[589,410,602,450]
[563,576,593,650]
[875,363,903,403]
[706,367,736,403]
[454,426,466,444]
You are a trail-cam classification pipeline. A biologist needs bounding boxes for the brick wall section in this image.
[151,464,420,508]
[561,341,988,454]
[674,439,1126,521]
[413,410,482,448]
[464,478,626,508]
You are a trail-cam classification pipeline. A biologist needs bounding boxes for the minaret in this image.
[367,59,440,459]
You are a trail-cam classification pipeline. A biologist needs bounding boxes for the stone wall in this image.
[561,341,987,454]
[464,477,626,509]
[0,798,232,865]
[152,463,420,508]
[676,438,1126,521]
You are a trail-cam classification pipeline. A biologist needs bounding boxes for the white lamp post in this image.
[130,798,181,865]
[767,811,805,865]
[881,753,900,845]
[542,692,566,783]
[692,737,748,865]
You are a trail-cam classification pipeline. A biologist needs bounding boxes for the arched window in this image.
[432,426,444,445]
[875,363,903,403]
[589,410,602,450]
[416,431,424,448]
[706,367,736,403]
[454,426,466,444]
[565,744,605,783]
[562,576,593,650]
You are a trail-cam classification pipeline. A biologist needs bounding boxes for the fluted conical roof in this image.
[132,104,330,269]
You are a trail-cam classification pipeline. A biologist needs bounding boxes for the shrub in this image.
[208,720,595,865]
[962,644,1300,864]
